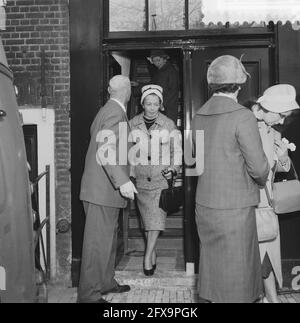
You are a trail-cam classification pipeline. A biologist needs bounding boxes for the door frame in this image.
[70,2,278,285]
[101,33,278,271]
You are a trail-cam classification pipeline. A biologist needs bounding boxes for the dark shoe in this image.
[77,298,109,303]
[102,284,130,295]
[143,267,154,276]
[152,253,157,272]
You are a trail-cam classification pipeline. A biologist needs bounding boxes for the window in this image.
[148,0,185,31]
[189,0,204,29]
[107,0,300,33]
[109,0,146,32]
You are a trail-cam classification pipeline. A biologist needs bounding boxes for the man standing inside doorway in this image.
[78,75,137,303]
[149,50,180,124]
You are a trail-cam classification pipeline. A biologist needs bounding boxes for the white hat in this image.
[257,84,300,113]
[141,84,163,104]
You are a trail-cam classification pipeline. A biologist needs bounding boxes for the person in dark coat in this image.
[149,50,180,124]
[192,55,270,303]
[78,75,137,303]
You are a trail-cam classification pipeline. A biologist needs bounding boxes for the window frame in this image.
[104,0,191,36]
[103,0,276,40]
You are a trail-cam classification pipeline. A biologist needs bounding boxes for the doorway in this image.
[71,34,276,285]
[107,49,186,267]
[182,44,274,273]
[105,44,274,274]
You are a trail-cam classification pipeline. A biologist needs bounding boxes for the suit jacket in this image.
[80,99,131,208]
[191,95,270,209]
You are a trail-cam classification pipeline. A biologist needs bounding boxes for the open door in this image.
[107,49,185,261]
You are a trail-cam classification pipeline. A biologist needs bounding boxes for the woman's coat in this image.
[257,121,291,288]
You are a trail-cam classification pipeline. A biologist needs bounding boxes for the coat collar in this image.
[135,112,165,127]
[110,98,126,113]
[196,96,246,116]
[108,99,130,125]
[157,61,172,73]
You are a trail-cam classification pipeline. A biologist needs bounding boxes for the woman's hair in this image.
[209,83,241,94]
[273,109,300,133]
[142,93,162,105]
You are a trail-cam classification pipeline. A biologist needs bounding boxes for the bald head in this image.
[108,75,131,104]
[109,75,130,90]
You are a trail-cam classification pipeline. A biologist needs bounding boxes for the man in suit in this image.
[78,75,137,303]
[192,55,270,303]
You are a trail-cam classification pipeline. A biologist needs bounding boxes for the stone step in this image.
[129,215,184,230]
[115,270,197,289]
[129,228,183,238]
[128,237,184,251]
[129,207,183,218]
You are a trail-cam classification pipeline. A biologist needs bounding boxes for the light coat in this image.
[129,112,182,190]
[192,95,270,209]
[192,95,270,302]
[258,121,291,288]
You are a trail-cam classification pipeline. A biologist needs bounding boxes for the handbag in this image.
[159,172,183,214]
[255,207,279,242]
[267,160,300,214]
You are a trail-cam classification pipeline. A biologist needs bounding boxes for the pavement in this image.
[47,250,300,303]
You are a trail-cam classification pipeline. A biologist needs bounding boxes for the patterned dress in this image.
[129,112,182,231]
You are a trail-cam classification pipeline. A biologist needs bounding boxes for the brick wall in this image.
[1,0,71,282]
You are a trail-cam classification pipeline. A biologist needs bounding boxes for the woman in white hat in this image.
[129,84,182,276]
[252,84,300,303]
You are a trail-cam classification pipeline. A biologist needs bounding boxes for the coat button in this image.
[148,156,151,161]
[147,177,151,182]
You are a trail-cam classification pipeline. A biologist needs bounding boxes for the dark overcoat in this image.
[151,61,179,124]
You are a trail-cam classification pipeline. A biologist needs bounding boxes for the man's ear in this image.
[108,86,112,95]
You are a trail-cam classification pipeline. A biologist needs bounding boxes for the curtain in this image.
[202,0,300,24]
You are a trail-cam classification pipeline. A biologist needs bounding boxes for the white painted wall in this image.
[19,107,56,279]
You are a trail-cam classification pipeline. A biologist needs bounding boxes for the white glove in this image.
[120,181,138,200]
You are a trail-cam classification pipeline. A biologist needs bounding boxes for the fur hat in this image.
[207,55,250,85]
